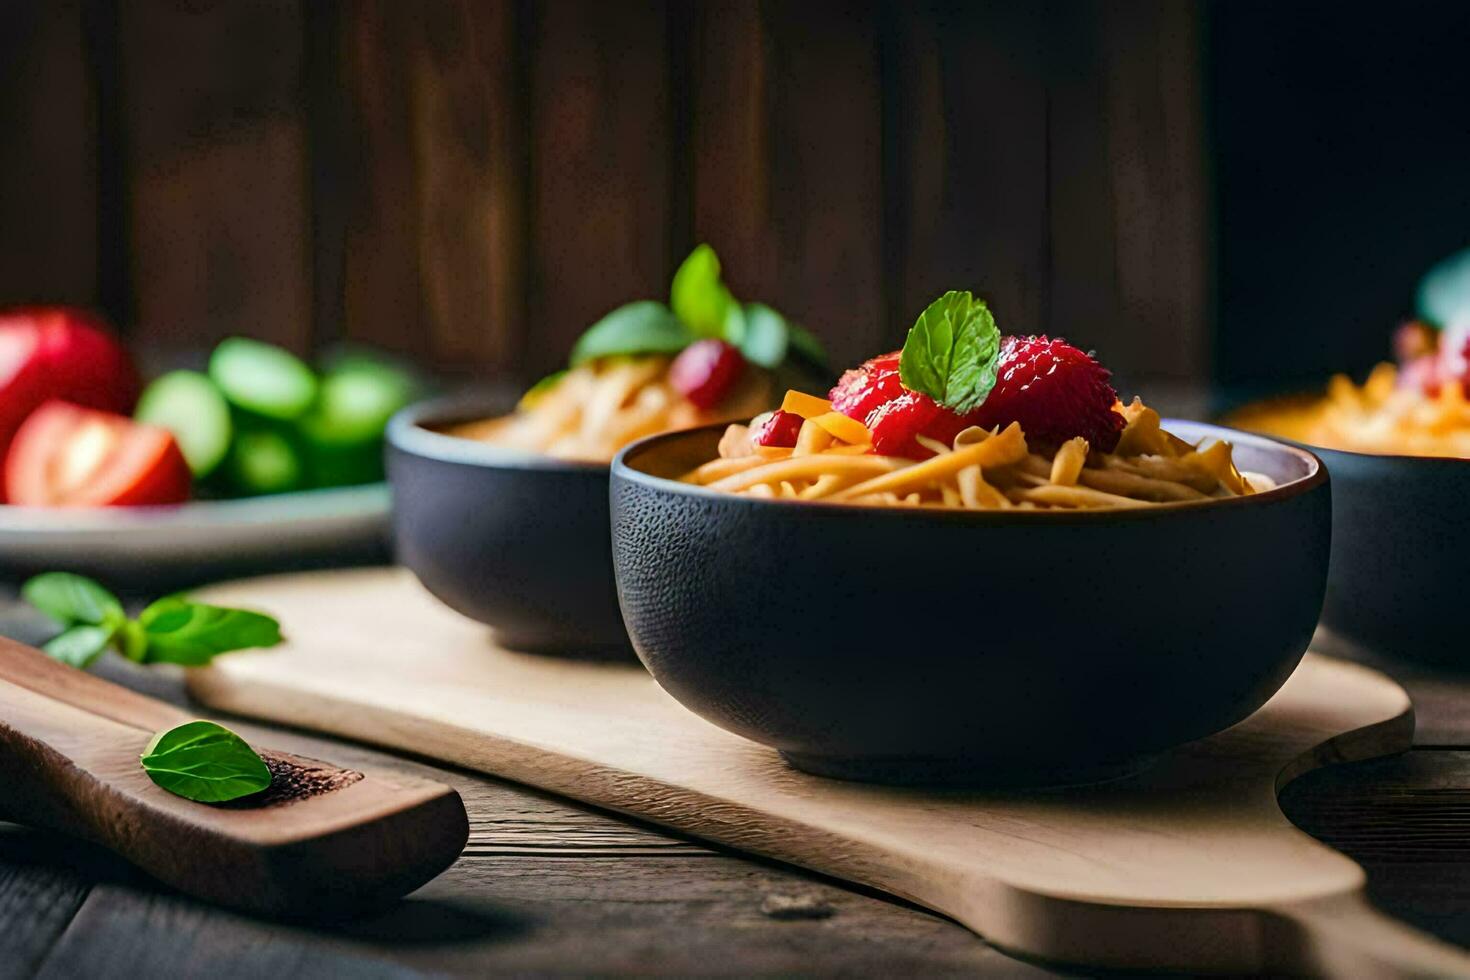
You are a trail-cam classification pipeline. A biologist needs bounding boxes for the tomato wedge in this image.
[6,401,191,507]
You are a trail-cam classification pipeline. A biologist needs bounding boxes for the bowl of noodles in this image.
[609,293,1331,785]
[386,246,825,657]
[1229,314,1470,665]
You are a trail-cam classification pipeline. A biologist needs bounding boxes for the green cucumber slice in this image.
[227,427,304,496]
[304,361,418,446]
[134,370,233,478]
[209,338,318,421]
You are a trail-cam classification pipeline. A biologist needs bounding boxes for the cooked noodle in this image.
[684,396,1268,510]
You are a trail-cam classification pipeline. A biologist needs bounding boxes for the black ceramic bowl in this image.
[611,420,1330,785]
[387,394,632,658]
[1307,445,1469,666]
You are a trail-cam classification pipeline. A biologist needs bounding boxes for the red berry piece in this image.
[829,351,904,422]
[865,391,940,457]
[970,335,1123,450]
[670,339,746,409]
[752,409,803,448]
[1393,320,1437,364]
[1399,354,1443,395]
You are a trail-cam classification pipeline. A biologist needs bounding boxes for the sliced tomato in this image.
[6,401,191,507]
[0,308,140,501]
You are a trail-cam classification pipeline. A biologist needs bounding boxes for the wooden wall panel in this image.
[116,0,312,353]
[0,0,1211,385]
[890,1,1050,342]
[1098,0,1209,382]
[0,1,96,309]
[334,0,523,372]
[691,0,886,369]
[526,0,673,378]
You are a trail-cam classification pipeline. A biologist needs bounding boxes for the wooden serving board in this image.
[189,568,1470,976]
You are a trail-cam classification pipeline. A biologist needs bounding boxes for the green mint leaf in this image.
[671,244,741,339]
[737,303,790,368]
[1417,246,1470,329]
[43,624,116,669]
[787,323,829,373]
[22,573,123,628]
[138,599,283,666]
[522,369,567,402]
[140,720,271,803]
[569,301,693,367]
[898,291,1001,414]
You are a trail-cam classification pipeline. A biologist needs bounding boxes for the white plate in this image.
[0,483,390,584]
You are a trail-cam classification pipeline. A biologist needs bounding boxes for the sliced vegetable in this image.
[135,370,233,478]
[5,401,190,507]
[0,308,140,485]
[227,427,304,496]
[209,337,318,421]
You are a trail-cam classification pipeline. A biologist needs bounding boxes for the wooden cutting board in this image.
[188,568,1470,977]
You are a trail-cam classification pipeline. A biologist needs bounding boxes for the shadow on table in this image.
[0,822,529,947]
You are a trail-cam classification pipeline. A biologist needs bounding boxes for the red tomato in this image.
[0,308,140,492]
[6,401,190,507]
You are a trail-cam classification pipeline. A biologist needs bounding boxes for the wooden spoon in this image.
[0,635,467,919]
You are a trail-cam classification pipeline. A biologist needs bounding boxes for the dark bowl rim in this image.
[1227,391,1470,469]
[386,392,608,474]
[612,418,1328,524]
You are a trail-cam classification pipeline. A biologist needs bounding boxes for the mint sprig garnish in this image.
[570,301,692,367]
[566,245,828,373]
[141,720,271,803]
[898,290,1001,414]
[23,572,283,670]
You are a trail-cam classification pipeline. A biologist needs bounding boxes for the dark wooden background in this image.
[0,0,1211,388]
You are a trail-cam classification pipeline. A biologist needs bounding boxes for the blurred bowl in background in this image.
[1229,396,1470,668]
[611,421,1330,786]
[1306,444,1468,667]
[387,394,633,659]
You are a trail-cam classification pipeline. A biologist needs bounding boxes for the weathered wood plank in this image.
[889,1,1049,340]
[0,828,92,980]
[525,0,673,379]
[0,0,96,310]
[692,0,886,368]
[115,0,312,353]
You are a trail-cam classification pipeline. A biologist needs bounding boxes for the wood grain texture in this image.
[889,1,1049,339]
[115,0,312,353]
[0,0,96,309]
[0,637,466,920]
[691,0,886,368]
[525,0,673,378]
[187,567,1470,975]
[332,0,523,371]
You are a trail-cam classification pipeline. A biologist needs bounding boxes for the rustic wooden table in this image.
[1,594,1468,978]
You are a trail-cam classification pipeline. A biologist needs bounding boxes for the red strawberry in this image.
[670,339,745,409]
[752,409,803,448]
[865,391,941,457]
[829,351,904,422]
[970,335,1123,450]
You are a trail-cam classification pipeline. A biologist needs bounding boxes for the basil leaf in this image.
[671,244,742,339]
[737,303,790,369]
[140,720,271,803]
[898,291,1001,414]
[569,302,692,366]
[43,625,115,669]
[1417,246,1470,329]
[138,598,283,666]
[23,573,123,628]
